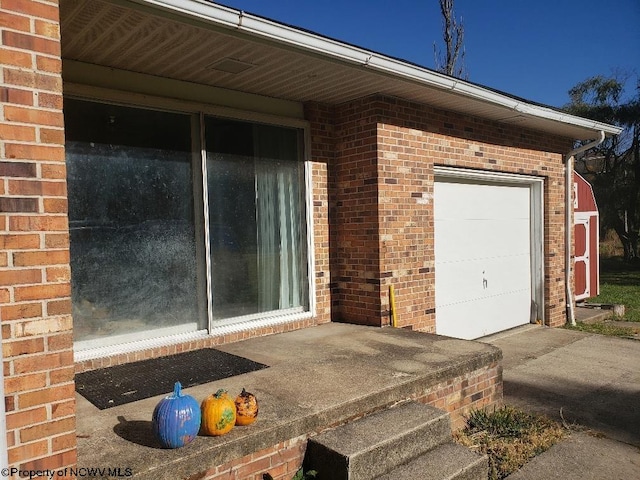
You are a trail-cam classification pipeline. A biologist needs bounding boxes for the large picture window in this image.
[65,99,310,352]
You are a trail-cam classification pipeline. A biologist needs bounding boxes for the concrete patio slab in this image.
[75,323,501,480]
[506,431,640,480]
[486,327,640,446]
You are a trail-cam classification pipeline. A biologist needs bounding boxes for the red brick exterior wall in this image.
[186,435,308,480]
[416,360,503,431]
[329,99,382,324]
[306,104,334,326]
[1,0,77,471]
[307,96,572,331]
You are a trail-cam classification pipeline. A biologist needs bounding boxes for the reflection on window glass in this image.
[65,99,310,349]
[65,99,202,346]
[205,117,308,320]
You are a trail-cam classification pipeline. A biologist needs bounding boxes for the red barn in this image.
[574,172,600,300]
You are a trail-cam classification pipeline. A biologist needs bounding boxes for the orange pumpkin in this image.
[200,389,236,436]
[235,388,259,426]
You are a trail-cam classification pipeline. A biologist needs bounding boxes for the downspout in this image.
[565,130,606,325]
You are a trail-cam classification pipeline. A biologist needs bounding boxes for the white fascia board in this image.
[133,0,622,138]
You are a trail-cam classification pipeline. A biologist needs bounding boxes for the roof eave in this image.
[132,0,622,139]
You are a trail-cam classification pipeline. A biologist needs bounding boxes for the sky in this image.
[216,0,639,108]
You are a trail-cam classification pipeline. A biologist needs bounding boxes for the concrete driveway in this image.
[482,325,640,479]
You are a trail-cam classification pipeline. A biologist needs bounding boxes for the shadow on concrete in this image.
[504,377,640,446]
[113,416,162,449]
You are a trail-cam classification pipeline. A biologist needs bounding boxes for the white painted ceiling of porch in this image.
[61,0,599,140]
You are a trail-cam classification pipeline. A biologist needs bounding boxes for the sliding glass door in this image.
[205,117,308,321]
[65,99,204,348]
[65,99,310,351]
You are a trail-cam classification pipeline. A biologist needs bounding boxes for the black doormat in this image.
[75,348,268,410]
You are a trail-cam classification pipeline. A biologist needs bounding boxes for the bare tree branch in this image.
[434,0,467,79]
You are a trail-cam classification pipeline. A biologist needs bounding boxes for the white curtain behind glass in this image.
[254,125,303,311]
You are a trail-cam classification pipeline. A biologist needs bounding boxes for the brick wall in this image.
[374,96,572,330]
[305,103,333,327]
[1,0,77,471]
[311,95,572,331]
[328,98,383,325]
[416,361,503,431]
[186,435,307,480]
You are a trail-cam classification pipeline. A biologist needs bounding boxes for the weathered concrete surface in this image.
[481,324,640,479]
[76,323,501,480]
[575,305,614,324]
[485,326,640,446]
[506,432,640,480]
[305,402,451,479]
[375,442,488,480]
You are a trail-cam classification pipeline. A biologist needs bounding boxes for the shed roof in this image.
[61,0,622,141]
[574,172,598,213]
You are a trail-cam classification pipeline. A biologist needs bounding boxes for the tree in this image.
[564,75,640,261]
[433,0,467,79]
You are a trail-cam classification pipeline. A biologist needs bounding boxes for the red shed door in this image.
[574,217,590,300]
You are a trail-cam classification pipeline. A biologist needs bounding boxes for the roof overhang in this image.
[60,0,622,140]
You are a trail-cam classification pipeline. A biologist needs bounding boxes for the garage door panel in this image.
[436,289,532,339]
[436,255,531,307]
[435,182,530,221]
[434,177,535,340]
[435,218,530,262]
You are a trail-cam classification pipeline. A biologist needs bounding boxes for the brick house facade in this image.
[1,0,619,476]
[322,96,572,331]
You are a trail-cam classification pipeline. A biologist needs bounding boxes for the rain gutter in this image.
[564,131,606,326]
[133,0,621,137]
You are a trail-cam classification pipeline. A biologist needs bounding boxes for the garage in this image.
[434,168,544,339]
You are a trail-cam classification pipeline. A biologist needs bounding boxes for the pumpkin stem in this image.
[214,388,227,398]
[173,382,182,398]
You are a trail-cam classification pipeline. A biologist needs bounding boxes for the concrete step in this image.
[374,443,488,480]
[304,402,452,480]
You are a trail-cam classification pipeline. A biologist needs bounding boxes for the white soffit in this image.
[60,0,622,140]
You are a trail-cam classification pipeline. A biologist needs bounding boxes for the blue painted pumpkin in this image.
[152,382,201,449]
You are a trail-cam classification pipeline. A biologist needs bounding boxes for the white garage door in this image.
[435,177,535,339]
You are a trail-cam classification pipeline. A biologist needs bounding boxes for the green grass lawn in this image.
[590,257,640,322]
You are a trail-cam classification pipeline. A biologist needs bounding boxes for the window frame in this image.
[67,86,316,361]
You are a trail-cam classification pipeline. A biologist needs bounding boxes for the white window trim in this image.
[69,88,316,362]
